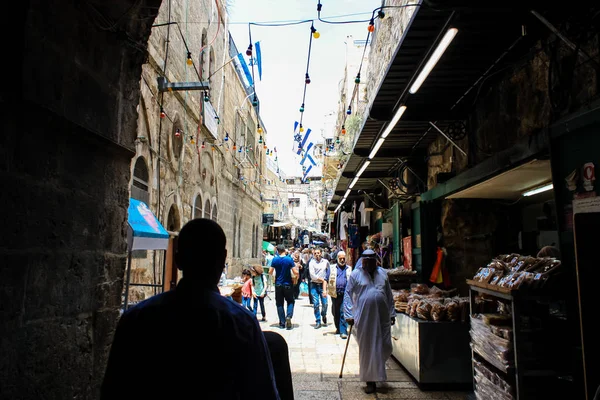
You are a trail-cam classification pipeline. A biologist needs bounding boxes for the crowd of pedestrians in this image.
[102,219,396,397]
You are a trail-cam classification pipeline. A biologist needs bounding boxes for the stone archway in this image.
[166,203,181,232]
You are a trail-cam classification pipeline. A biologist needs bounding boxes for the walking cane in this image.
[339,324,353,379]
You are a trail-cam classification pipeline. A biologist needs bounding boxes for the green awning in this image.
[262,241,275,254]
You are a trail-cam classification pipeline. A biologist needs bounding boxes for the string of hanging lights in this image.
[156,2,425,188]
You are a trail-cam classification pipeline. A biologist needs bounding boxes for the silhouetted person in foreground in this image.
[101,218,285,399]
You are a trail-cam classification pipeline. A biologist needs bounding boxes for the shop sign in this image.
[582,162,595,191]
[262,213,274,224]
[573,196,600,215]
[202,101,219,140]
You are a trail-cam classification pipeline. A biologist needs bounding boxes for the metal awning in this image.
[330,3,555,210]
[270,221,293,228]
[127,198,169,251]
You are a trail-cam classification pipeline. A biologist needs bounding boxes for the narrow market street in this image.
[257,291,469,400]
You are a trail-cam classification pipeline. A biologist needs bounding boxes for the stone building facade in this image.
[128,0,266,295]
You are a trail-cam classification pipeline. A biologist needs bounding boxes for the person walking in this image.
[292,251,303,300]
[264,249,275,293]
[241,268,254,311]
[328,251,352,339]
[251,265,267,321]
[343,249,396,394]
[309,248,330,329]
[270,245,297,330]
[101,218,282,399]
[301,248,313,305]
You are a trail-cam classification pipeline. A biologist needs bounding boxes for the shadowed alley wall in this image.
[0,0,160,397]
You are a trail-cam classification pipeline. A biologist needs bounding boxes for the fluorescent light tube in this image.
[381,106,407,138]
[349,176,359,189]
[522,183,553,197]
[344,189,351,198]
[356,161,371,177]
[368,138,385,159]
[409,28,458,94]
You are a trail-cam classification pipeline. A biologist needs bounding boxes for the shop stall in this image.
[467,253,569,399]
[390,277,473,385]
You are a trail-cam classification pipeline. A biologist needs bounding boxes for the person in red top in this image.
[241,269,253,311]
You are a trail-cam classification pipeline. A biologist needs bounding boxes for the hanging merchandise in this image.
[429,247,450,288]
[348,223,360,249]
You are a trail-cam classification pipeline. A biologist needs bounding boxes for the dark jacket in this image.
[101,278,280,399]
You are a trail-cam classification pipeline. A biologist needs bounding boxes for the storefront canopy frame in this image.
[127,198,169,251]
[330,4,557,210]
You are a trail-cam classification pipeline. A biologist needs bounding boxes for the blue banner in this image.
[237,53,254,86]
[255,41,262,80]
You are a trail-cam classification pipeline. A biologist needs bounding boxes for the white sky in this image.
[228,0,379,177]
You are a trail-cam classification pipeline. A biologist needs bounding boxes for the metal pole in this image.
[123,250,133,311]
[161,249,167,293]
[428,121,467,157]
[531,10,600,70]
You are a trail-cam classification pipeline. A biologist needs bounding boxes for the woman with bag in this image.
[251,265,267,321]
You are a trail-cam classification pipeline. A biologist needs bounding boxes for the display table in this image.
[391,313,472,384]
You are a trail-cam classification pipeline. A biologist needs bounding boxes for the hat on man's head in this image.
[361,249,376,258]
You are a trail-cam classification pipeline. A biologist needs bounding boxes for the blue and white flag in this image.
[300,142,317,167]
[302,165,313,181]
[236,53,253,86]
[255,41,262,80]
[296,128,312,155]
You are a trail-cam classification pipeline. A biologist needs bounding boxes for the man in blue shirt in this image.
[270,244,297,330]
[101,219,282,399]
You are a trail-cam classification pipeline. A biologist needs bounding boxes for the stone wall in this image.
[428,27,598,295]
[129,0,265,294]
[440,199,520,296]
[427,33,599,186]
[1,0,161,398]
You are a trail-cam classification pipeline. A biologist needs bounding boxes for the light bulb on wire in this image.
[368,19,375,32]
[311,26,320,39]
[305,74,311,84]
[186,51,193,65]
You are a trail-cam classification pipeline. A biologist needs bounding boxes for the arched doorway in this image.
[166,204,180,232]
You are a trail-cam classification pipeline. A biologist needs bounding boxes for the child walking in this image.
[251,265,267,321]
[241,269,253,311]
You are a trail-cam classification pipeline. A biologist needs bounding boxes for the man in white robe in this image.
[343,249,396,394]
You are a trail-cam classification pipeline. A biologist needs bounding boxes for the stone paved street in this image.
[257,291,471,400]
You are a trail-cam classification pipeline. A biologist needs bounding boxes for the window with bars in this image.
[194,195,202,219]
[246,112,256,164]
[235,112,245,149]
